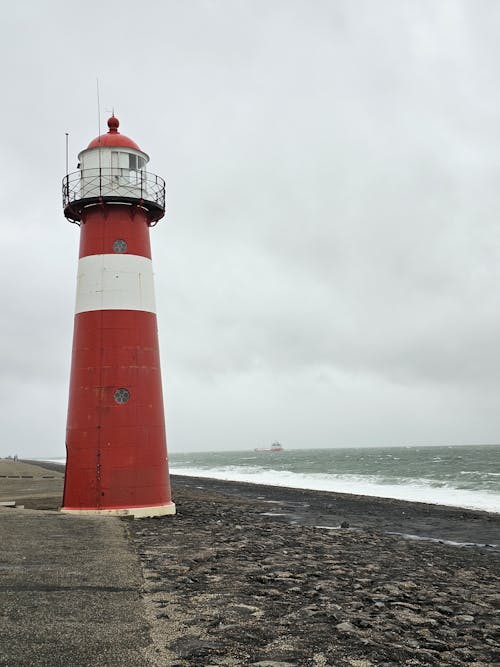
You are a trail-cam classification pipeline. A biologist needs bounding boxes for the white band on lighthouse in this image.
[75,254,156,314]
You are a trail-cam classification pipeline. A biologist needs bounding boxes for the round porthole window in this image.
[114,388,130,404]
[113,239,128,253]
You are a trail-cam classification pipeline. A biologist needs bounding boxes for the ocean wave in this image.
[170,465,500,514]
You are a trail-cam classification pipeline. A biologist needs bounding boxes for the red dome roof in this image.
[86,115,141,151]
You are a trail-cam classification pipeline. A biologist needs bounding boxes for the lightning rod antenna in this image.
[97,77,101,139]
[65,132,69,175]
[96,78,102,169]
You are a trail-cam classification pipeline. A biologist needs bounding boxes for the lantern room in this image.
[78,115,149,172]
[62,115,165,225]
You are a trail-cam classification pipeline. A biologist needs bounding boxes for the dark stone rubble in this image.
[129,483,500,667]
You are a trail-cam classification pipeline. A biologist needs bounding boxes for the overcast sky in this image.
[1,0,500,457]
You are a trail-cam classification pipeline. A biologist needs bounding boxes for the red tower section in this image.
[61,116,175,517]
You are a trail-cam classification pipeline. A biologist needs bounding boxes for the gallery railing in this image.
[62,168,166,224]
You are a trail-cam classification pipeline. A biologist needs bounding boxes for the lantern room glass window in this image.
[109,151,146,186]
[129,154,145,171]
[110,152,145,171]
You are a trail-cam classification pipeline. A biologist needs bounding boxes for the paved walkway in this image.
[0,509,152,666]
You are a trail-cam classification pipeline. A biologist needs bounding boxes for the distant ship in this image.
[254,441,284,453]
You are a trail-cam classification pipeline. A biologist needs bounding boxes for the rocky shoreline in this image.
[130,477,500,666]
[170,475,500,550]
[3,461,499,665]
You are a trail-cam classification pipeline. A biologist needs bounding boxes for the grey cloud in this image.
[1,0,500,455]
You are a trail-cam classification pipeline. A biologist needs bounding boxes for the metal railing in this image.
[62,168,166,223]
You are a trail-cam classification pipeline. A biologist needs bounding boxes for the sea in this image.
[44,444,500,514]
[167,444,500,514]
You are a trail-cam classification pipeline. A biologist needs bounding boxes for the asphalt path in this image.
[0,509,152,666]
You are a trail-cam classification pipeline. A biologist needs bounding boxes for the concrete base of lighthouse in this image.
[61,502,176,519]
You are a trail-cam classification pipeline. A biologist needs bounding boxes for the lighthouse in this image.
[61,115,175,517]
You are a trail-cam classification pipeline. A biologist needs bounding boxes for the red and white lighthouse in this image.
[61,115,175,517]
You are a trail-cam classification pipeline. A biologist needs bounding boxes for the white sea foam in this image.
[170,465,500,514]
[40,456,500,514]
